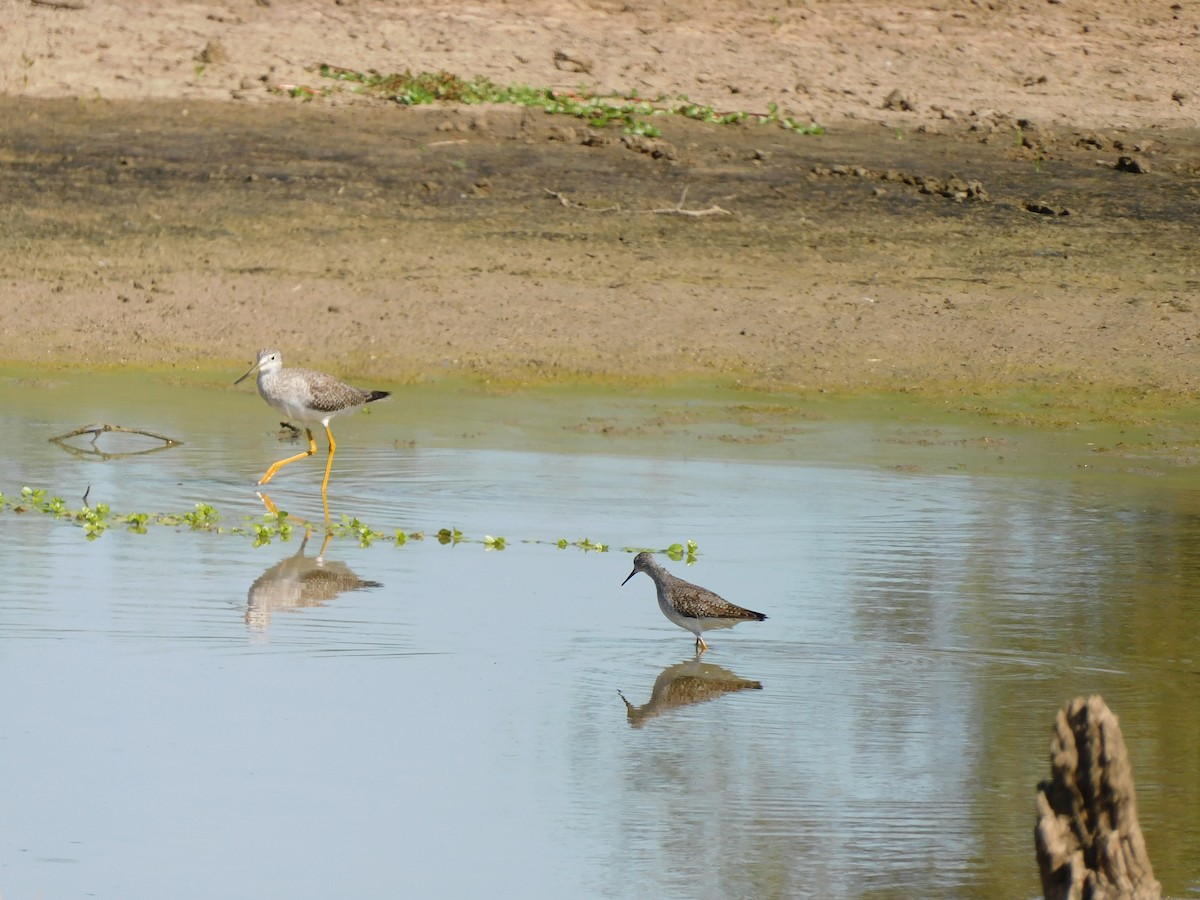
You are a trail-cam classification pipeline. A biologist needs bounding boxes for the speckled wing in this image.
[667,577,767,622]
[293,367,374,413]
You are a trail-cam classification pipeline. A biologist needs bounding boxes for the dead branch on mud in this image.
[544,186,727,216]
[651,186,731,217]
[543,188,620,212]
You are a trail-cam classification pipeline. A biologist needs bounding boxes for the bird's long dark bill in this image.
[621,570,636,586]
[234,361,260,385]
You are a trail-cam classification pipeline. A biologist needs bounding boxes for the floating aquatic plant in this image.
[666,540,700,563]
[437,527,464,546]
[182,503,221,530]
[2,485,695,558]
[622,540,699,564]
[252,510,294,547]
[330,515,384,548]
[552,536,609,553]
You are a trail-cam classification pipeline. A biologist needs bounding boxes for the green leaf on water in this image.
[437,527,463,545]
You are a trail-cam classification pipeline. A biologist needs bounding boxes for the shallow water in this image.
[2,372,1199,898]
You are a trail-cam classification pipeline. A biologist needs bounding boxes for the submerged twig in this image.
[51,423,183,446]
[49,423,183,460]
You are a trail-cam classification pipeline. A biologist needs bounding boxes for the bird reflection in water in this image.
[246,493,382,630]
[617,658,763,728]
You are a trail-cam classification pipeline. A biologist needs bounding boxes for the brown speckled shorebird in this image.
[235,348,390,498]
[621,551,767,653]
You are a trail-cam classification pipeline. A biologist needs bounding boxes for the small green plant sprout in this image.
[624,540,698,563]
[624,118,662,138]
[331,515,381,547]
[483,534,507,550]
[250,510,293,546]
[80,504,111,540]
[252,522,274,547]
[255,510,292,540]
[394,529,408,547]
[556,538,569,549]
[18,485,47,512]
[436,527,464,546]
[183,503,221,530]
[313,65,823,137]
[573,537,608,553]
[124,513,150,534]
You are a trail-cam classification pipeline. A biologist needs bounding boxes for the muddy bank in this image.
[1,94,1198,404]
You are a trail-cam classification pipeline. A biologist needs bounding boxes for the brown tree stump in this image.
[1036,695,1161,900]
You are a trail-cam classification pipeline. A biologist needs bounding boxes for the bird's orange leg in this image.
[258,428,317,485]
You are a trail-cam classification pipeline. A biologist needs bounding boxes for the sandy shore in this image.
[2,0,1198,402]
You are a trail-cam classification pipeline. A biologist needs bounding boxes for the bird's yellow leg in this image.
[257,491,320,530]
[696,635,709,654]
[321,424,337,496]
[321,423,337,524]
[258,428,318,485]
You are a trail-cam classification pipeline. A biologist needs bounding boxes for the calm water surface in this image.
[1,373,1198,899]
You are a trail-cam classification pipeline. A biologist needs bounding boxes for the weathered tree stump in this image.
[1036,695,1161,900]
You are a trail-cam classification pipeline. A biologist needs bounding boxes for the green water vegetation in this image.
[300,65,823,138]
[551,536,608,552]
[1,486,695,556]
[620,540,698,564]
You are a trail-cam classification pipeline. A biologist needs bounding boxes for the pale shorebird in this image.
[622,551,767,653]
[235,349,390,498]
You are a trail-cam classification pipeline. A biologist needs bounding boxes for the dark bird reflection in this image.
[245,528,382,630]
[618,658,763,728]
